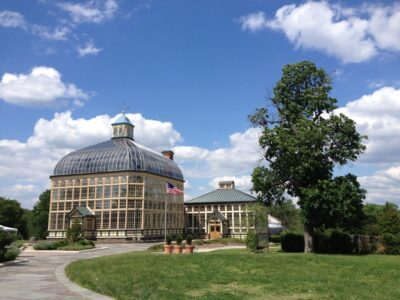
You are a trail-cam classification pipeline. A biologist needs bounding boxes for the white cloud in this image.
[336,86,400,165]
[59,0,118,24]
[239,11,267,32]
[0,111,181,208]
[359,166,400,205]
[0,66,88,107]
[31,25,70,41]
[0,10,26,28]
[174,127,262,178]
[239,2,400,63]
[368,4,400,51]
[78,41,103,57]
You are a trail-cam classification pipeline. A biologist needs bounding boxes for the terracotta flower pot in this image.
[185,245,195,254]
[164,244,173,254]
[174,245,183,254]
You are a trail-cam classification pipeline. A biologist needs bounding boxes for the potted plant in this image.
[163,235,173,254]
[174,235,183,254]
[185,234,195,254]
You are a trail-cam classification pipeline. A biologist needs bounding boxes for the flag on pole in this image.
[166,183,183,195]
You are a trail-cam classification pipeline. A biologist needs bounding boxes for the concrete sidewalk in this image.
[0,243,155,300]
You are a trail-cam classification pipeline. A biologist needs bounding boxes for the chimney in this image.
[162,150,174,160]
[219,181,235,189]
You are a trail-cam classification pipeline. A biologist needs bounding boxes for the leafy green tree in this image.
[0,197,29,239]
[378,202,400,235]
[362,203,383,236]
[250,61,366,252]
[269,199,302,231]
[362,202,400,236]
[30,190,50,239]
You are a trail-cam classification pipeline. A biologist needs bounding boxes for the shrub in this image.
[314,231,331,253]
[176,235,183,246]
[330,231,353,254]
[281,232,304,252]
[352,235,372,254]
[269,235,281,244]
[246,230,258,253]
[10,240,27,249]
[166,235,172,245]
[382,233,400,255]
[54,240,69,248]
[3,245,20,261]
[33,241,57,250]
[186,234,193,246]
[66,221,82,244]
[0,230,14,249]
[77,239,94,247]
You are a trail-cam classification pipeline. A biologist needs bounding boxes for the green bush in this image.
[54,240,69,248]
[186,234,193,246]
[269,235,281,244]
[10,240,27,249]
[166,235,172,245]
[77,239,94,246]
[0,230,14,249]
[314,231,331,253]
[246,230,258,253]
[66,221,82,243]
[176,235,183,245]
[352,235,372,254]
[3,245,20,261]
[33,241,58,250]
[330,231,354,254]
[281,232,304,252]
[382,233,400,255]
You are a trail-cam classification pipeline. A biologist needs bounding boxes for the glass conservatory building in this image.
[47,113,185,241]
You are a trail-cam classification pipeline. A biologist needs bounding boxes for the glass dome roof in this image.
[53,138,184,181]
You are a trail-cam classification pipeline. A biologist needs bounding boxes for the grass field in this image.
[66,249,400,299]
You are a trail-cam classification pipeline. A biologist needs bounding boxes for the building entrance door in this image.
[209,223,221,239]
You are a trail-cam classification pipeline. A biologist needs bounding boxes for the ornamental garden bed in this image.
[33,239,95,251]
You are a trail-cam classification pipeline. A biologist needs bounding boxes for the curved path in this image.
[0,243,155,300]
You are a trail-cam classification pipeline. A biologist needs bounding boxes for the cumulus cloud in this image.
[359,166,400,205]
[78,41,103,57]
[0,10,26,28]
[239,2,400,63]
[59,0,118,24]
[0,66,88,107]
[336,87,400,165]
[239,11,267,32]
[0,111,182,208]
[368,4,400,51]
[174,128,262,178]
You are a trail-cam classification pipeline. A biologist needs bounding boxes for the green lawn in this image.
[66,249,400,300]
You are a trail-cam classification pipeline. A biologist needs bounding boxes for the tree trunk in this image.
[304,224,314,253]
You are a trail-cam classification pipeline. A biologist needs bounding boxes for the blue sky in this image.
[0,0,400,208]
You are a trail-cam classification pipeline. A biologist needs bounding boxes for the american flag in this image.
[166,183,184,195]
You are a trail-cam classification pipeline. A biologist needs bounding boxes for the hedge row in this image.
[33,239,94,250]
[281,231,400,255]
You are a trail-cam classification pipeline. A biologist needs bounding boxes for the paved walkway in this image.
[0,243,155,300]
[0,243,246,300]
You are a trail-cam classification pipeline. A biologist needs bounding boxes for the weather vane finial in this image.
[121,102,130,115]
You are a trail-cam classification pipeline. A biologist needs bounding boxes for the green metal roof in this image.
[67,206,95,218]
[185,188,256,204]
